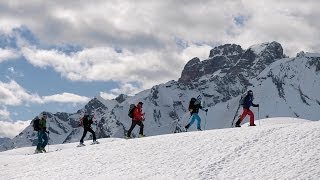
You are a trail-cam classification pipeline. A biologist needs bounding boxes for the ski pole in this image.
[231,104,241,127]
[258,106,260,126]
[47,118,50,153]
[204,111,207,130]
[47,132,50,152]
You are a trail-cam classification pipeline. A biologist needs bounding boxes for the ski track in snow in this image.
[0,118,320,180]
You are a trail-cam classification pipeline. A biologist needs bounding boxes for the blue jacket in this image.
[243,94,258,109]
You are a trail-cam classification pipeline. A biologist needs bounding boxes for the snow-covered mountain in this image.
[1,41,319,151]
[0,137,10,145]
[1,118,320,179]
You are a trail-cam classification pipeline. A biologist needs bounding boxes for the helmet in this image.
[197,95,202,100]
[41,113,47,118]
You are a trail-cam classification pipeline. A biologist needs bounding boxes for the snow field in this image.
[0,118,319,180]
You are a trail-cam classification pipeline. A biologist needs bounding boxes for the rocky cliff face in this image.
[178,41,285,106]
[179,41,285,84]
[1,42,319,152]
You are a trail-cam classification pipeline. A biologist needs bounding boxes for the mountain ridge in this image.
[1,41,319,152]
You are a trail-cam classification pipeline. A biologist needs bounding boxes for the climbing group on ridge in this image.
[32,90,259,153]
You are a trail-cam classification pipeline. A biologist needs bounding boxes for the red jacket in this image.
[133,105,144,121]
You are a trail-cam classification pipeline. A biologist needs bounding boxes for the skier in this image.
[35,113,49,153]
[79,113,99,146]
[235,90,259,127]
[126,102,145,138]
[185,95,208,131]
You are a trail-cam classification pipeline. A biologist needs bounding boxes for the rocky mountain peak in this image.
[178,57,201,84]
[83,97,108,115]
[247,41,285,59]
[209,44,243,58]
[179,42,285,84]
[115,94,128,104]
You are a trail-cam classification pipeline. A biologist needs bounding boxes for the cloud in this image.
[42,93,91,104]
[227,0,320,55]
[0,80,90,106]
[0,48,20,63]
[0,120,31,138]
[100,83,145,100]
[180,44,212,62]
[1,0,318,54]
[0,1,238,49]
[1,0,320,90]
[0,80,42,106]
[0,107,10,120]
[99,92,117,100]
[21,43,212,90]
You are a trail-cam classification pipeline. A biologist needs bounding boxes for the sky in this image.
[0,0,319,137]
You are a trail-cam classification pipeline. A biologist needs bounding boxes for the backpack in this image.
[33,118,40,131]
[188,98,197,111]
[239,94,247,106]
[128,104,136,118]
[79,115,91,127]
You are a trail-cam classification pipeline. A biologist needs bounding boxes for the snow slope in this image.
[1,118,319,180]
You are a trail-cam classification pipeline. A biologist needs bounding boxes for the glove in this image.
[46,131,50,134]
[257,104,260,107]
[205,109,208,112]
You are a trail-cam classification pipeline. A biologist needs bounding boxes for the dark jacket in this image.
[81,115,93,128]
[243,94,258,109]
[189,99,202,114]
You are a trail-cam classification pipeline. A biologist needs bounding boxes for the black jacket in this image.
[243,94,258,109]
[82,115,93,128]
[189,99,202,114]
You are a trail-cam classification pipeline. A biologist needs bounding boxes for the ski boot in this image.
[184,124,190,132]
[125,133,132,139]
[77,143,86,147]
[91,141,100,145]
[34,149,42,154]
[40,147,46,153]
[235,119,241,127]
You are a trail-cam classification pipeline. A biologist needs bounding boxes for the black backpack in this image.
[33,118,40,131]
[128,104,136,118]
[188,98,197,111]
[80,115,93,126]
